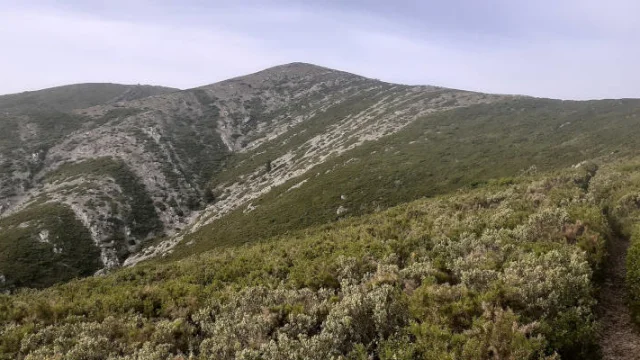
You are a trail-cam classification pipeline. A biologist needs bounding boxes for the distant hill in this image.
[0,83,178,114]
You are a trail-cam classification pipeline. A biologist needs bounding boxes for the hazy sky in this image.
[2,0,640,99]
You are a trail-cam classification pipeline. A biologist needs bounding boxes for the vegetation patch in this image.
[589,160,640,324]
[46,157,163,239]
[0,203,101,292]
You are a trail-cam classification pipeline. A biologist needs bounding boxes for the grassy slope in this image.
[0,162,616,359]
[0,203,102,292]
[173,97,640,258]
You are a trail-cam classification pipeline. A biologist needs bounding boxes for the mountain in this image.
[2,62,640,358]
[3,63,640,291]
[0,63,504,289]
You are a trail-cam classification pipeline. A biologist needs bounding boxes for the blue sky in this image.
[1,0,639,99]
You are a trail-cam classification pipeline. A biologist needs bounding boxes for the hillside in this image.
[167,97,640,261]
[0,63,506,289]
[2,63,640,358]
[0,82,178,206]
[0,159,636,359]
[0,83,177,289]
[2,64,640,289]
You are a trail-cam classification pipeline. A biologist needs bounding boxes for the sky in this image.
[1,0,640,100]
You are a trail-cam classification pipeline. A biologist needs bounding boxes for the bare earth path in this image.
[598,236,640,359]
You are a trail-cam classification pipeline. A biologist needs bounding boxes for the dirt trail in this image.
[598,236,640,359]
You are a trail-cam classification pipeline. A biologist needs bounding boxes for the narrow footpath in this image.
[598,236,640,359]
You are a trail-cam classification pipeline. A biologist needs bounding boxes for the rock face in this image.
[0,62,506,289]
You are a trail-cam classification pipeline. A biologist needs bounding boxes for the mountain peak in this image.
[199,62,366,91]
[259,62,336,75]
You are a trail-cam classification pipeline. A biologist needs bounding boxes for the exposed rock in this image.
[287,179,308,192]
[38,230,49,243]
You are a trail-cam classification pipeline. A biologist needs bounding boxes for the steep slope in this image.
[0,84,178,289]
[123,64,506,263]
[0,83,178,205]
[0,203,102,290]
[162,96,640,261]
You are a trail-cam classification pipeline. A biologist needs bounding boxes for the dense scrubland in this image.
[3,157,640,359]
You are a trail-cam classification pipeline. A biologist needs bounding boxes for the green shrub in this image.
[0,168,612,359]
[627,226,640,323]
[0,203,102,292]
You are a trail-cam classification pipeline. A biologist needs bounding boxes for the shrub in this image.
[0,167,613,359]
[626,226,640,323]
